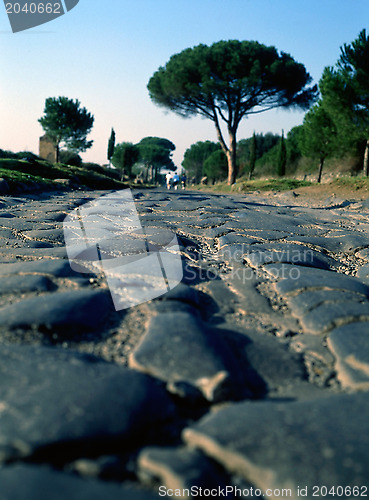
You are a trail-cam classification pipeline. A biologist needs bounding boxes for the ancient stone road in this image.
[0,188,368,499]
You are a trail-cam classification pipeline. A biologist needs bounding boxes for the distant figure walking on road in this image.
[166,172,173,189]
[181,173,187,190]
[173,172,180,190]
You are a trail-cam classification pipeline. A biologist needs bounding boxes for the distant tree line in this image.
[149,30,369,184]
[108,136,176,182]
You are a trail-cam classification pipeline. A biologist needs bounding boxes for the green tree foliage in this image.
[137,137,175,169]
[182,141,221,183]
[137,137,176,182]
[203,149,228,183]
[58,150,82,167]
[319,30,369,174]
[148,40,316,185]
[38,97,94,162]
[111,142,139,180]
[107,128,116,165]
[277,131,287,176]
[285,126,303,165]
[255,128,302,175]
[237,132,280,176]
[299,102,337,183]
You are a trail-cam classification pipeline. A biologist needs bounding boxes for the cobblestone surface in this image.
[0,188,368,499]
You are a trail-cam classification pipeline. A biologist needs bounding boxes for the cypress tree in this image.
[248,131,256,179]
[277,130,287,176]
[107,128,116,166]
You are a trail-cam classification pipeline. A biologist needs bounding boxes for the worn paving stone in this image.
[244,243,335,270]
[230,327,307,395]
[162,199,213,212]
[327,322,369,389]
[1,220,54,231]
[0,344,175,461]
[356,248,369,260]
[130,312,247,402]
[204,225,232,239]
[226,264,274,315]
[0,259,83,278]
[0,228,15,239]
[21,228,65,243]
[285,289,366,316]
[286,233,369,253]
[0,464,159,500]
[242,229,289,241]
[2,188,369,494]
[231,210,314,234]
[0,290,112,337]
[356,263,369,280]
[218,243,251,263]
[202,279,238,317]
[0,213,15,218]
[218,233,261,248]
[184,392,369,496]
[181,216,228,228]
[0,274,56,294]
[138,446,227,493]
[265,264,369,297]
[0,246,68,261]
[157,283,200,308]
[296,301,369,335]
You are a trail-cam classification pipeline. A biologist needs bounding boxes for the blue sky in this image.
[1,0,368,167]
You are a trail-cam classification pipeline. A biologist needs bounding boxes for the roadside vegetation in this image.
[0,151,129,194]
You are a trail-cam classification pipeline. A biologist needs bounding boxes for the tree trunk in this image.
[317,157,324,183]
[363,139,369,177]
[212,112,238,185]
[56,143,60,163]
[227,129,237,185]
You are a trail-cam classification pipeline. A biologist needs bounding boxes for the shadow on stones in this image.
[213,327,268,400]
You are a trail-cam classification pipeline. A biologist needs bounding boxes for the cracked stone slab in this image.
[0,464,159,500]
[0,344,175,462]
[184,392,369,496]
[129,312,245,402]
[265,264,369,297]
[0,290,112,337]
[138,446,227,493]
[327,322,369,389]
